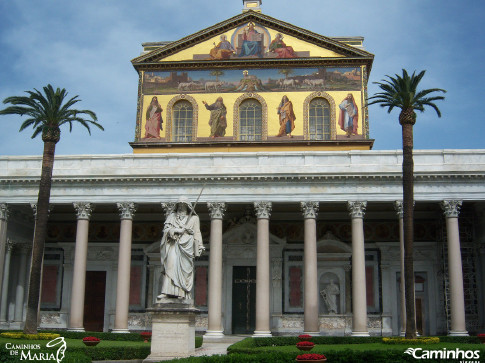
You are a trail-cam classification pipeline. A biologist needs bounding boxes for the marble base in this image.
[203,330,225,339]
[143,298,200,362]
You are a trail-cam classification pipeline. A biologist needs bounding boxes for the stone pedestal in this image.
[143,299,200,362]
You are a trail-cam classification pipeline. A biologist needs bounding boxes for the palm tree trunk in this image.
[23,141,56,334]
[402,121,417,339]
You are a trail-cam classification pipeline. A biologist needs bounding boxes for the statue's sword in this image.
[187,183,206,219]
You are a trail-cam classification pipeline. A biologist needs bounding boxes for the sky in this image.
[0,0,483,156]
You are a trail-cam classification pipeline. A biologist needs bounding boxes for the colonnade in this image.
[0,200,471,336]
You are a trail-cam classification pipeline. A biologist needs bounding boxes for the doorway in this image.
[232,266,256,334]
[83,271,106,332]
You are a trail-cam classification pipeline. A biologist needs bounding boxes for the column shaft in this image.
[14,248,28,322]
[114,218,133,332]
[446,216,468,335]
[398,217,406,336]
[254,217,271,336]
[68,219,90,331]
[0,242,13,322]
[348,201,369,336]
[0,204,9,296]
[441,200,468,336]
[303,216,319,334]
[206,217,224,337]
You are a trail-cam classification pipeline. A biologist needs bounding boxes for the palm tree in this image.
[0,85,103,334]
[368,70,445,338]
[210,70,224,82]
[278,68,294,79]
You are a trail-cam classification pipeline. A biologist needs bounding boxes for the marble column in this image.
[441,200,468,336]
[14,244,30,323]
[253,201,272,337]
[68,202,94,332]
[394,201,406,336]
[204,202,226,339]
[348,201,369,336]
[301,201,320,335]
[0,240,15,322]
[0,204,9,295]
[113,202,137,333]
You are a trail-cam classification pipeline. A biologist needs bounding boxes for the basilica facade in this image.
[0,2,484,337]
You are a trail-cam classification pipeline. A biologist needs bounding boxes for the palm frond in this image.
[0,84,102,140]
[367,69,446,120]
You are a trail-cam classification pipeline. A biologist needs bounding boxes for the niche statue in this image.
[158,197,204,299]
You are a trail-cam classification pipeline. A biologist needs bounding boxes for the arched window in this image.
[172,100,193,142]
[309,98,331,140]
[239,99,262,141]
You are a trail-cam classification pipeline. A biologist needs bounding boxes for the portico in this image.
[0,150,483,336]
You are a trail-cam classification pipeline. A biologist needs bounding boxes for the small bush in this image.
[42,330,144,341]
[383,337,440,345]
[0,332,60,340]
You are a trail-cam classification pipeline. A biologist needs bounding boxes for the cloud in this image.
[0,0,484,155]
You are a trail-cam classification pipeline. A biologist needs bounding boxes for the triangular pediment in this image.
[132,11,373,66]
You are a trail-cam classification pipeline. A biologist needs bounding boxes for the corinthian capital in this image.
[254,201,272,219]
[441,200,462,218]
[73,202,94,220]
[301,201,319,219]
[0,203,8,221]
[208,202,226,219]
[347,201,367,219]
[394,201,404,219]
[117,202,137,220]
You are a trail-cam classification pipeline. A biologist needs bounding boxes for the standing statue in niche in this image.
[320,280,340,314]
[158,197,204,299]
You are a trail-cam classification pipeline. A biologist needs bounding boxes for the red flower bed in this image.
[298,334,312,339]
[82,336,100,342]
[296,353,327,361]
[296,341,315,347]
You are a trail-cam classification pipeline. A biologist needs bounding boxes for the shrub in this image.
[0,332,60,340]
[382,337,440,345]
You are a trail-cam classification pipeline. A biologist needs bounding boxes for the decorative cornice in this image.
[0,203,8,221]
[301,201,319,219]
[440,200,462,218]
[347,201,367,218]
[73,202,94,220]
[254,201,272,219]
[207,202,226,219]
[117,202,137,220]
[4,171,484,186]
